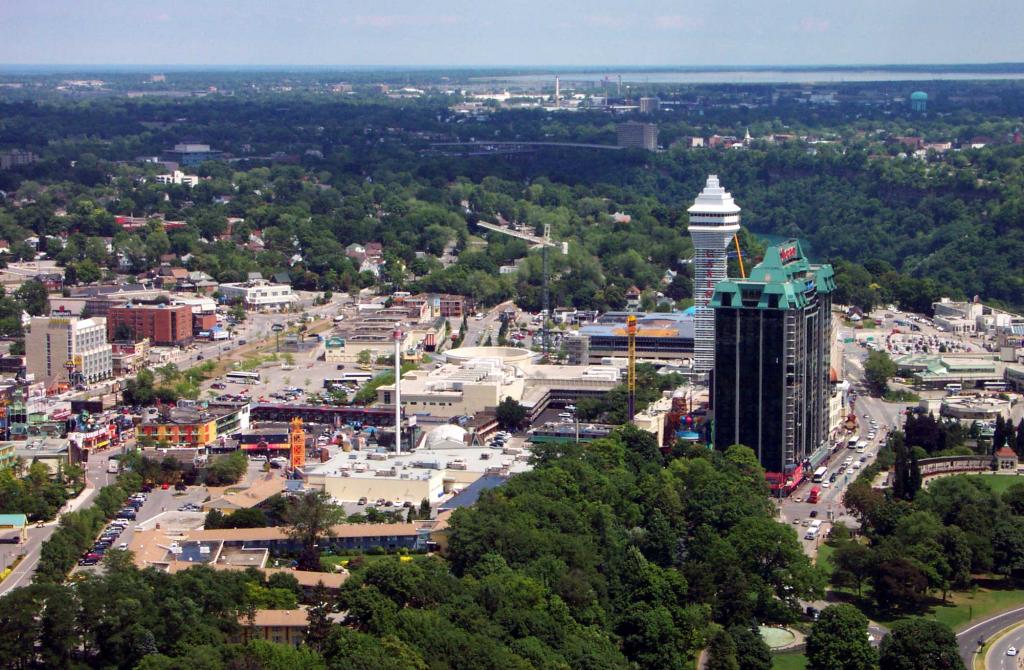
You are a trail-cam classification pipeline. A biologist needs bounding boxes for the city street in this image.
[0,444,135,595]
[777,335,908,558]
[960,608,1024,669]
[986,621,1024,670]
[462,301,513,347]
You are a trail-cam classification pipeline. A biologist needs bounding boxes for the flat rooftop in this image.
[12,438,68,458]
[307,443,532,479]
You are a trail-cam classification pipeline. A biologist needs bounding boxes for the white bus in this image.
[811,466,828,483]
[848,437,859,448]
[985,381,1008,392]
[944,383,962,394]
[324,372,374,389]
[107,459,120,474]
[225,371,261,385]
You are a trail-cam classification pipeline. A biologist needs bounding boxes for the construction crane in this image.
[475,219,566,356]
[733,234,747,279]
[626,314,637,421]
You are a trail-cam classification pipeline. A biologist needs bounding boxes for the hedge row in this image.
[34,471,142,584]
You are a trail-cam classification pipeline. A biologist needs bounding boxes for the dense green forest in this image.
[0,428,818,669]
[0,84,1022,314]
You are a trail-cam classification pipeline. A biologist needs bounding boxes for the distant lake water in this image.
[483,68,1024,85]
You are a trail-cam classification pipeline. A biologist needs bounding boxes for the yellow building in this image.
[137,416,217,448]
[234,608,308,646]
[0,441,15,470]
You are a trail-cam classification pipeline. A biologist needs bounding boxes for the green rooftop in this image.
[0,514,28,528]
[711,240,835,311]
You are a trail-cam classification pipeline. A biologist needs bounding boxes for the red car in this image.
[161,483,169,490]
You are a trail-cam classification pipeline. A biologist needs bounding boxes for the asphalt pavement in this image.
[986,622,1024,670]
[960,608,1024,669]
[0,448,117,596]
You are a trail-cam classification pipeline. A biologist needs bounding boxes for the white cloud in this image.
[655,15,704,31]
[353,15,458,28]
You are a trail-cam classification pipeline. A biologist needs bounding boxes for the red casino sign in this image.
[779,245,798,263]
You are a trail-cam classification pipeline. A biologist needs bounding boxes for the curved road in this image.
[986,623,1024,670]
[959,607,1024,668]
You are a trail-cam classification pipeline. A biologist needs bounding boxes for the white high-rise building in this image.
[26,316,112,386]
[687,175,741,373]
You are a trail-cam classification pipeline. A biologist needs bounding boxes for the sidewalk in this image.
[40,482,99,526]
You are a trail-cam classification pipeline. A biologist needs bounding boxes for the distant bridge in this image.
[429,140,624,152]
[475,221,554,248]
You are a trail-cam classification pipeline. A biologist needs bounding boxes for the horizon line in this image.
[2,62,1024,72]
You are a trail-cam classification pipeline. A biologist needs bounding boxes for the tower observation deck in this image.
[687,175,741,374]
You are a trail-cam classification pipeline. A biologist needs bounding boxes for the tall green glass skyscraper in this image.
[711,241,836,493]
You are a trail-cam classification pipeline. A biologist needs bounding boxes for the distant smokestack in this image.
[554,75,560,108]
[617,74,622,96]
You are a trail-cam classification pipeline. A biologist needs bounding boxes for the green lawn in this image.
[919,584,1024,631]
[772,652,808,670]
[816,542,835,574]
[964,473,1024,496]
[320,553,416,572]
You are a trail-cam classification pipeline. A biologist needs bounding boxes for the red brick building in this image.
[107,304,193,346]
[404,293,468,318]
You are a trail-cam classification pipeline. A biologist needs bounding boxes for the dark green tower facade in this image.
[711,241,836,492]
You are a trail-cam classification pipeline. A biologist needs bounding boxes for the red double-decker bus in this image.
[807,486,821,504]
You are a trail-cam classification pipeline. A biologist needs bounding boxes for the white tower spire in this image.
[687,175,741,374]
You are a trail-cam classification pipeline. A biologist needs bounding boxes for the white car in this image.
[1007,647,1018,656]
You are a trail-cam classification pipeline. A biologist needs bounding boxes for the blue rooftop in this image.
[581,311,695,338]
[439,474,507,511]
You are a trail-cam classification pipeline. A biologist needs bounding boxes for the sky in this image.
[1,1,1022,68]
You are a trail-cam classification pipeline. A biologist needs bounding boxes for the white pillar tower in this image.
[687,175,741,374]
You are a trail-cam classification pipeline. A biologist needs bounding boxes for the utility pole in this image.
[393,329,402,455]
[542,224,551,357]
[627,315,637,421]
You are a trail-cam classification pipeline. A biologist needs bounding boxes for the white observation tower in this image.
[687,175,741,374]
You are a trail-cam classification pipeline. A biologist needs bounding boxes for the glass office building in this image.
[711,241,836,492]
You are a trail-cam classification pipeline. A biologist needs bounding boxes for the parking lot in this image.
[72,483,210,575]
[204,356,383,405]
